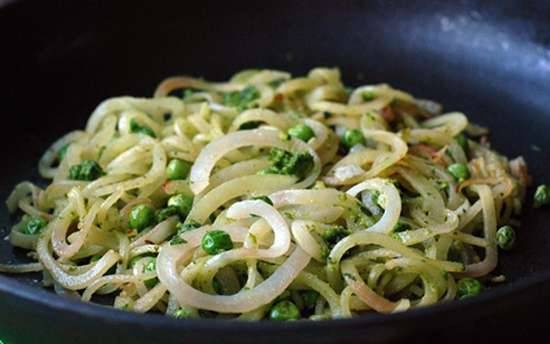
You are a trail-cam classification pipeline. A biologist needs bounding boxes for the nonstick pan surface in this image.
[0,1,549,343]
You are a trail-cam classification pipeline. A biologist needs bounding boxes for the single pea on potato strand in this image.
[496,225,516,250]
[342,128,364,148]
[166,159,192,180]
[129,204,155,232]
[288,124,315,142]
[269,300,301,321]
[456,278,483,299]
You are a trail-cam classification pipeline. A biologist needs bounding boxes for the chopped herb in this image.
[130,118,156,138]
[170,235,188,245]
[321,225,349,245]
[16,215,48,235]
[176,220,201,233]
[68,160,105,181]
[57,143,70,161]
[156,206,179,222]
[258,148,314,180]
[268,79,286,89]
[393,222,411,233]
[239,121,263,130]
[223,85,260,111]
[251,195,273,206]
[201,230,234,255]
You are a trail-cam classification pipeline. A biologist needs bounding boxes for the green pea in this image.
[201,230,233,255]
[166,159,192,180]
[447,163,470,182]
[167,194,194,218]
[534,184,550,208]
[456,278,483,299]
[342,129,364,148]
[269,300,301,321]
[301,290,319,310]
[288,124,315,142]
[393,222,411,233]
[68,160,105,181]
[174,306,194,319]
[128,204,155,232]
[496,225,516,250]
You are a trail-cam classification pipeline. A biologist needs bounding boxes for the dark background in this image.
[0,0,549,343]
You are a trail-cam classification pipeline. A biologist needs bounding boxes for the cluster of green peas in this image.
[284,121,365,149]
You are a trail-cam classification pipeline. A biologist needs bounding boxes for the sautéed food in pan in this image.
[0,68,531,320]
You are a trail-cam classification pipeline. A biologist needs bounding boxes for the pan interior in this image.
[0,0,549,309]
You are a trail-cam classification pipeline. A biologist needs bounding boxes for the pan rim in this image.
[1,268,549,333]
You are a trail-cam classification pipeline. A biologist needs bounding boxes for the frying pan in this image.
[0,0,549,343]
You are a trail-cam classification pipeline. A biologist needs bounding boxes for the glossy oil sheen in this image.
[0,1,549,343]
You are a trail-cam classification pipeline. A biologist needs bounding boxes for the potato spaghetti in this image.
[0,68,529,320]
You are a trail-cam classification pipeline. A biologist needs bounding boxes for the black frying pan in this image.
[1,1,549,343]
